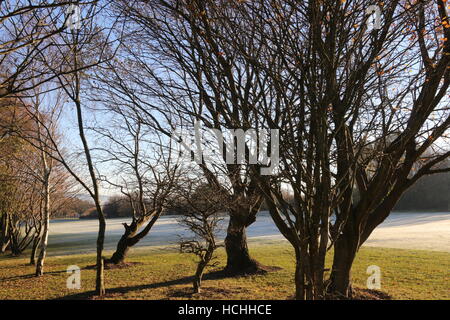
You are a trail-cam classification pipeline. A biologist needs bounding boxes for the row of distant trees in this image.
[259,170,450,212]
[81,170,450,220]
[395,169,450,211]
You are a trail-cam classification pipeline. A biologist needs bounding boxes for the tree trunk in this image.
[1,239,10,253]
[36,171,50,276]
[35,223,49,276]
[106,213,160,265]
[30,236,40,265]
[107,231,132,264]
[193,261,206,294]
[328,225,358,298]
[9,231,23,256]
[294,249,305,300]
[193,277,201,294]
[0,213,10,253]
[193,242,215,294]
[328,205,395,298]
[10,243,22,256]
[224,213,260,274]
[96,257,105,295]
[96,217,106,296]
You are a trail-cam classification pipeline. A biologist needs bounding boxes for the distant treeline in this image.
[77,196,184,219]
[394,171,449,211]
[78,196,132,219]
[259,171,450,213]
[63,171,449,220]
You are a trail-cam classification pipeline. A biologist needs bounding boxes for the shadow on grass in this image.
[0,270,67,282]
[57,269,262,300]
[167,285,251,299]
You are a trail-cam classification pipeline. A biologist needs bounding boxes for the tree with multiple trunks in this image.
[104,0,449,299]
[208,0,450,298]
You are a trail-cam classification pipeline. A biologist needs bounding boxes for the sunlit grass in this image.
[0,244,448,300]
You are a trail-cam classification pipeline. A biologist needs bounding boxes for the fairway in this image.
[0,244,448,300]
[43,211,450,257]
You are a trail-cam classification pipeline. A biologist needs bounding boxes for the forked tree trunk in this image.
[224,213,260,274]
[193,242,215,294]
[328,205,395,298]
[107,212,160,265]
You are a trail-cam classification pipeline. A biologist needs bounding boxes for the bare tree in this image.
[91,109,181,264]
[328,12,450,295]
[20,88,74,275]
[105,0,449,299]
[224,0,450,299]
[30,1,118,296]
[0,101,44,256]
[175,181,225,294]
[0,87,73,273]
[95,0,269,274]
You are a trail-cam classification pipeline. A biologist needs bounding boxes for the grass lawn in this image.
[0,243,448,300]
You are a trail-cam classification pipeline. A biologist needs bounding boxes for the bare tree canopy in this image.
[0,0,448,301]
